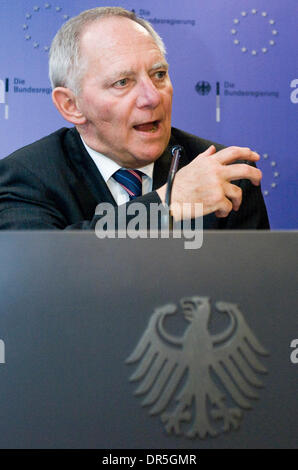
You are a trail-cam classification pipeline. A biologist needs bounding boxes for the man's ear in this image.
[52,87,86,125]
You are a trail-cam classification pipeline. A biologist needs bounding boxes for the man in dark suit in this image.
[0,7,269,231]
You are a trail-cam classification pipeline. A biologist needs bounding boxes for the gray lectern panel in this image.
[0,232,297,448]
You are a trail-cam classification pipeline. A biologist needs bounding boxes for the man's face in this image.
[76,17,173,168]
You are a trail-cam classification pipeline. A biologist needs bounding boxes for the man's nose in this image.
[135,78,161,109]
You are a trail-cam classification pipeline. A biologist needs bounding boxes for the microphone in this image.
[164,145,184,230]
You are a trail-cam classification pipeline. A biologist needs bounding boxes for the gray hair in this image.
[49,6,166,95]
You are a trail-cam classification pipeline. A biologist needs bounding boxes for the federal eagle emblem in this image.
[126,296,268,439]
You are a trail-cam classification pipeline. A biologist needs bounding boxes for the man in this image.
[0,7,269,230]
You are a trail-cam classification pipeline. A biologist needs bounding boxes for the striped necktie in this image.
[112,169,143,200]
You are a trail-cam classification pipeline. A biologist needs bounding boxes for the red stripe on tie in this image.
[119,183,135,197]
[128,169,143,183]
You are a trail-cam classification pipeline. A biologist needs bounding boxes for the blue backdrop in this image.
[0,0,297,228]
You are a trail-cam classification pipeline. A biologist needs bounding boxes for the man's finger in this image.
[214,197,233,218]
[223,163,262,186]
[223,182,243,211]
[201,144,217,157]
[215,146,260,165]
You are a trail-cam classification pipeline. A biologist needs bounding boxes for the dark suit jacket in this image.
[0,127,269,230]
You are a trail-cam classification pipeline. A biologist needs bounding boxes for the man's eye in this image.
[155,71,167,80]
[114,78,128,87]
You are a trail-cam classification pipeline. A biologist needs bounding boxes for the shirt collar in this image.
[80,137,154,183]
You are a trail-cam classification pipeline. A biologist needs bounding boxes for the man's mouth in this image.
[133,120,160,133]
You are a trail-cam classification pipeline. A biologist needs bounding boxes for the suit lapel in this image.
[64,129,116,216]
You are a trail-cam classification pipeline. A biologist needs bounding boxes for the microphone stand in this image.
[164,145,183,231]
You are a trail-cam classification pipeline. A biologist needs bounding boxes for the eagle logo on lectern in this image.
[126,296,268,439]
